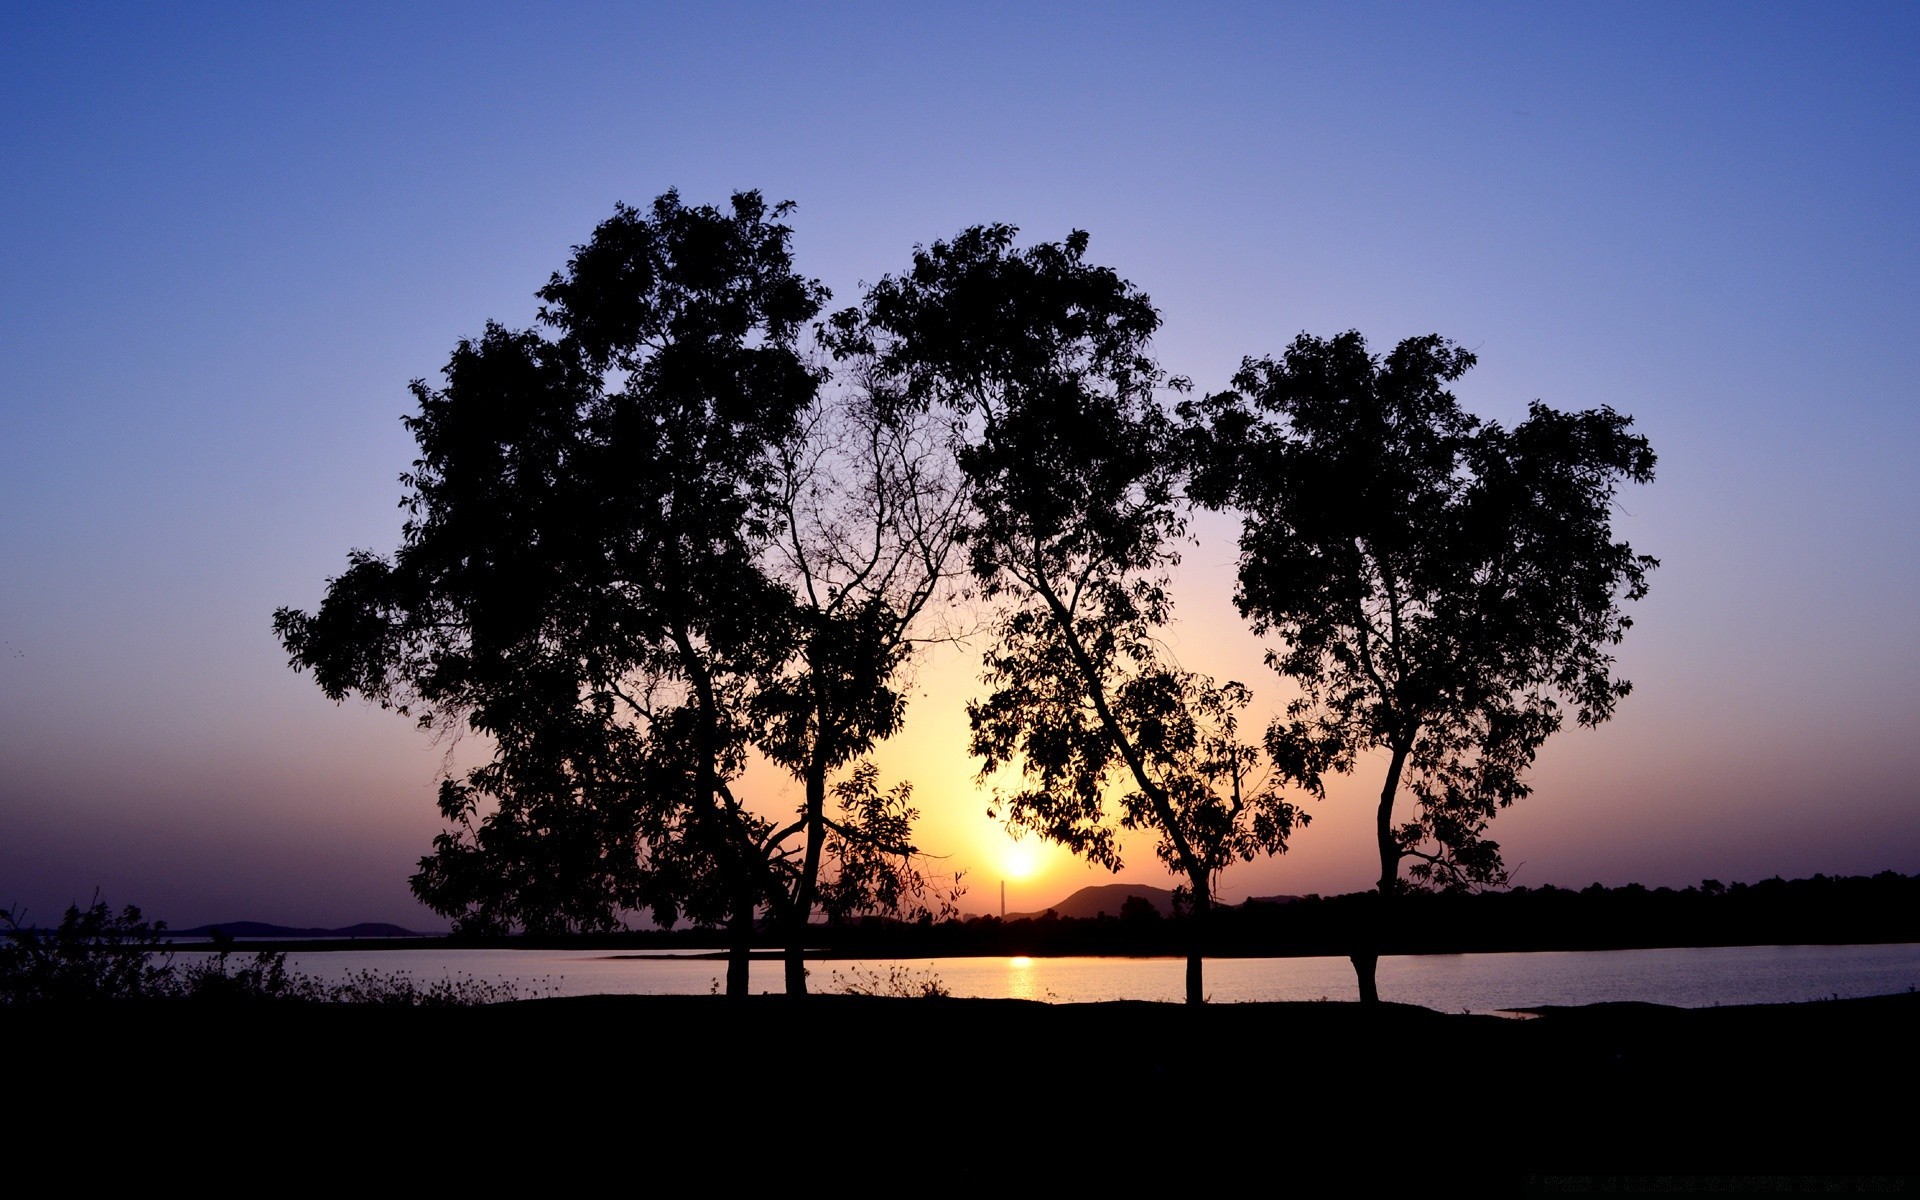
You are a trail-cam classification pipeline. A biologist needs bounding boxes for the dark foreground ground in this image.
[11,992,1915,1194]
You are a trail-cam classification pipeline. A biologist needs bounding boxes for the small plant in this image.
[324,968,535,1006]
[178,945,327,1003]
[826,963,950,999]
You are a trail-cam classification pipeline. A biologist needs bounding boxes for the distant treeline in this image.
[881,871,1920,958]
[470,869,1920,958]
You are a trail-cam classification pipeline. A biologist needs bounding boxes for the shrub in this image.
[826,963,950,999]
[0,897,177,1004]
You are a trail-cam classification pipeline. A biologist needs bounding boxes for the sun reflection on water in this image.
[1007,954,1042,1001]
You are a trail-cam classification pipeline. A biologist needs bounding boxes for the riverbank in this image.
[149,869,1920,960]
[11,991,1913,1191]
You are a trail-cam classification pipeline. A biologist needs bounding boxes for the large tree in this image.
[275,191,942,994]
[832,226,1307,1005]
[1183,331,1657,1002]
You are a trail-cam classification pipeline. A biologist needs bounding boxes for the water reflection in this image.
[1005,955,1040,1002]
[164,942,1920,1009]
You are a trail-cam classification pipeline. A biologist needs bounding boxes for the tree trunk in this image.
[783,938,808,995]
[1354,743,1410,1005]
[670,619,763,1000]
[726,904,754,998]
[1350,952,1379,1005]
[1185,875,1210,1005]
[784,744,829,998]
[763,890,808,996]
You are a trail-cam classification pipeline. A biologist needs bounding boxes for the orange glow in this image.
[1001,835,1042,880]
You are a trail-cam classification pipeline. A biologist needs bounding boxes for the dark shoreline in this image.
[145,871,1920,957]
[153,934,1920,959]
[13,991,1915,1190]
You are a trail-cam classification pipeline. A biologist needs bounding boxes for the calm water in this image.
[169,942,1920,1011]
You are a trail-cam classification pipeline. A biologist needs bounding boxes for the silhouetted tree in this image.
[275,191,945,995]
[832,225,1307,1005]
[754,371,968,992]
[1184,331,1657,1002]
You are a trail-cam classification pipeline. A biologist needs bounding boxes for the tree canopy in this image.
[274,191,951,993]
[1183,330,1656,1000]
[832,225,1306,1004]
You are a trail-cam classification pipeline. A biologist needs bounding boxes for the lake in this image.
[169,941,1920,1010]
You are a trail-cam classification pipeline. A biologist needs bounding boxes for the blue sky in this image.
[3,2,1915,927]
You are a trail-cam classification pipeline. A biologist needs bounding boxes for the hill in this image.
[1007,883,1174,920]
[164,921,423,939]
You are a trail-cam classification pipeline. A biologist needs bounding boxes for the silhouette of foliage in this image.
[833,225,1306,1004]
[1184,330,1656,1001]
[0,897,177,1004]
[751,369,968,992]
[278,192,817,976]
[275,191,949,993]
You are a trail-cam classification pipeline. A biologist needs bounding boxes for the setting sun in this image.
[1001,835,1042,880]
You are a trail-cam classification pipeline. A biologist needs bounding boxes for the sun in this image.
[1000,836,1042,881]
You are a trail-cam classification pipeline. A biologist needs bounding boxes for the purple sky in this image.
[3,3,1915,928]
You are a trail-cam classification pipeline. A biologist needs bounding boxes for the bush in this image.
[176,943,328,1004]
[0,897,177,1004]
[826,963,950,999]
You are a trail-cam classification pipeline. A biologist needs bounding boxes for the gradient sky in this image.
[3,2,1915,929]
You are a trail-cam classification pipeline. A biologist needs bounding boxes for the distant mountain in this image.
[1007,883,1175,921]
[1006,886,1312,920]
[164,921,424,939]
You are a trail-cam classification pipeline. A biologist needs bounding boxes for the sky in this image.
[2,2,1915,929]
